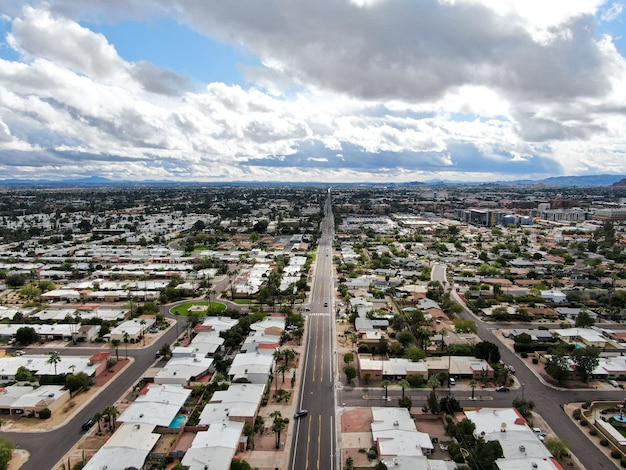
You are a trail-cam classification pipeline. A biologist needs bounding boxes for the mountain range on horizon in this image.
[0,174,625,188]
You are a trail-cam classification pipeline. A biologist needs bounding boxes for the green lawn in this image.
[170,301,227,316]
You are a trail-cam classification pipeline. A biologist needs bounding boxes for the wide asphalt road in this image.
[291,190,337,470]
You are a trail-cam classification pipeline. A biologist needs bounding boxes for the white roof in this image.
[118,384,190,427]
[155,355,213,384]
[182,421,245,470]
[250,315,286,332]
[189,331,224,356]
[201,316,238,335]
[0,323,77,337]
[371,407,433,456]
[0,354,99,377]
[465,408,556,468]
[0,384,67,409]
[228,352,274,381]
[83,423,160,470]
[199,383,265,424]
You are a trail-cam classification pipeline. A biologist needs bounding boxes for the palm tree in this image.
[111,339,120,362]
[427,375,440,393]
[382,380,391,402]
[140,319,147,345]
[283,348,296,366]
[94,412,103,433]
[104,405,119,431]
[47,351,61,375]
[270,410,286,449]
[398,379,410,399]
[277,364,290,384]
[123,331,129,359]
[273,349,285,365]
[469,379,478,400]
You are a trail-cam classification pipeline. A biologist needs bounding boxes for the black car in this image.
[495,386,510,392]
[82,418,95,430]
[294,409,308,419]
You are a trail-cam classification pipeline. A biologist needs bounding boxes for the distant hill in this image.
[0,174,624,188]
[536,174,626,187]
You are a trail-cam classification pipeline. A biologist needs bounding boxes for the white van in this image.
[449,377,456,386]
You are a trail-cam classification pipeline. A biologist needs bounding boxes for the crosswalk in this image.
[305,312,331,317]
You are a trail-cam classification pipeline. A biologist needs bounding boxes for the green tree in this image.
[427,390,440,414]
[474,341,501,363]
[512,397,535,418]
[467,438,503,470]
[123,331,130,359]
[382,380,391,401]
[469,379,477,400]
[15,366,35,382]
[277,364,290,384]
[47,351,61,375]
[344,365,357,384]
[399,379,410,399]
[270,410,287,449]
[572,346,600,383]
[546,346,571,385]
[110,339,120,362]
[544,437,569,459]
[343,352,355,365]
[230,459,252,470]
[575,310,595,328]
[66,372,91,395]
[15,326,39,345]
[0,435,15,470]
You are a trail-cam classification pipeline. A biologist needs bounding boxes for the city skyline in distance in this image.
[1,1,626,183]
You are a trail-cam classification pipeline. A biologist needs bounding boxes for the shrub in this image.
[590,429,598,436]
[612,450,622,458]
[532,358,539,364]
[521,352,528,359]
[600,439,609,446]
[573,409,582,420]
[621,457,626,468]
[582,401,591,409]
[38,408,51,419]
[580,420,588,426]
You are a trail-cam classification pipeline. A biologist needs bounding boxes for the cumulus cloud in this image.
[0,1,624,182]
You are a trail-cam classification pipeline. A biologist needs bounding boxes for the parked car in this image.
[495,386,510,392]
[609,379,624,388]
[448,378,456,386]
[532,428,547,440]
[82,418,94,431]
[294,409,309,419]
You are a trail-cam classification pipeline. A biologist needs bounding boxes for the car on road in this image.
[495,386,510,392]
[82,418,94,431]
[294,409,308,419]
[13,350,24,356]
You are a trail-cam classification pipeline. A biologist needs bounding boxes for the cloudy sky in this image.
[0,0,626,183]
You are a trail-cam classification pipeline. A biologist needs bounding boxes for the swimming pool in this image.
[169,414,187,428]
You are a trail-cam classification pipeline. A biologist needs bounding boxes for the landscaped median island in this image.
[572,401,626,467]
